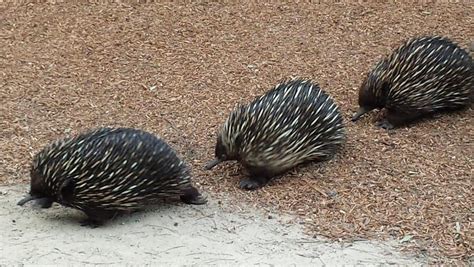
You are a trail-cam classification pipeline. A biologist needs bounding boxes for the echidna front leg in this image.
[375,119,395,130]
[376,108,423,129]
[180,186,207,205]
[35,197,54,208]
[239,176,269,190]
[80,218,104,228]
[80,209,120,228]
[239,165,274,190]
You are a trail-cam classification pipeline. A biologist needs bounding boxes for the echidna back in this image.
[225,79,345,172]
[385,36,473,111]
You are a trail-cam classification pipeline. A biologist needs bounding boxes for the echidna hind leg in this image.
[180,186,207,205]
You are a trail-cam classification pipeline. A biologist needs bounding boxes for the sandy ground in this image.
[1,185,425,266]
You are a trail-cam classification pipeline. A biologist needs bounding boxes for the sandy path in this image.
[0,185,424,265]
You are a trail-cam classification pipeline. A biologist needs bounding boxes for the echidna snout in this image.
[204,158,222,170]
[352,74,389,122]
[351,106,371,121]
[17,195,37,206]
[18,170,55,208]
[17,195,53,208]
[205,135,230,170]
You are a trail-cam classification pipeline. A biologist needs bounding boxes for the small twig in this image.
[137,82,148,90]
[193,208,218,229]
[305,179,328,198]
[203,258,236,264]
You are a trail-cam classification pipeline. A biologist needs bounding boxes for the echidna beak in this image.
[204,158,222,170]
[351,107,369,122]
[17,195,36,206]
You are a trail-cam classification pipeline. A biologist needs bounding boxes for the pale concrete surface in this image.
[0,185,426,266]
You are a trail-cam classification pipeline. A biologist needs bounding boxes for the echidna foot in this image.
[239,178,264,190]
[35,197,54,209]
[375,119,394,130]
[80,218,103,228]
[180,186,208,205]
[181,194,207,205]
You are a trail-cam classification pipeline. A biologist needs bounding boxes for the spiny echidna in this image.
[352,35,473,129]
[205,78,346,190]
[18,127,207,227]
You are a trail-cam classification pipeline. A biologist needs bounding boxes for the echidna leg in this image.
[375,119,395,130]
[79,218,104,228]
[80,209,119,228]
[377,109,423,129]
[240,165,274,190]
[239,176,269,190]
[180,186,207,205]
[35,197,54,208]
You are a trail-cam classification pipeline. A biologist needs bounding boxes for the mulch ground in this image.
[1,2,472,264]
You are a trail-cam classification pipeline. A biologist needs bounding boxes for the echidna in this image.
[352,36,473,129]
[205,78,346,190]
[17,127,207,227]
